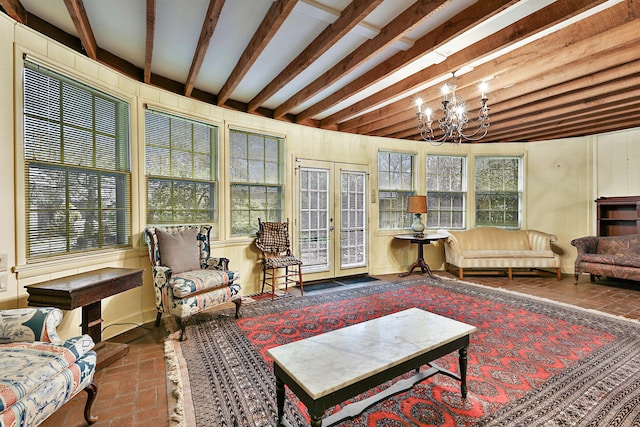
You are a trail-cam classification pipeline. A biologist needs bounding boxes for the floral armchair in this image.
[0,307,97,426]
[145,224,242,340]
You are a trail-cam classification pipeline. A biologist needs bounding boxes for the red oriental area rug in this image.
[164,277,640,426]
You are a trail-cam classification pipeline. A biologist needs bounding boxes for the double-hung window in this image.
[378,151,415,229]
[229,129,284,236]
[145,110,218,236]
[23,61,131,258]
[475,156,522,228]
[426,155,466,229]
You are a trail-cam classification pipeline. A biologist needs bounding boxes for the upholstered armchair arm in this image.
[204,257,230,271]
[571,236,598,256]
[0,307,63,345]
[527,230,558,251]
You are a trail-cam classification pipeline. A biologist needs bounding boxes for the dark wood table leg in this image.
[82,300,129,370]
[310,415,322,427]
[399,242,435,278]
[458,346,469,398]
[276,376,285,425]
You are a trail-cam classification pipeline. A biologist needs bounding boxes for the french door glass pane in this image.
[341,171,366,268]
[299,168,329,271]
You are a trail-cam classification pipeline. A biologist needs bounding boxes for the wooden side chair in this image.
[255,218,304,299]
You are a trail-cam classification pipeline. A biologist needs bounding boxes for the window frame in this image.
[22,60,132,261]
[144,108,219,236]
[474,156,523,229]
[426,155,467,230]
[377,151,416,231]
[229,128,285,237]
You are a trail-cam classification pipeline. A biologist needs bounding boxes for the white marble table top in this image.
[266,307,476,400]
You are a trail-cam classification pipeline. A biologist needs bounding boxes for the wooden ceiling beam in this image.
[365,49,640,139]
[0,0,26,23]
[184,0,225,97]
[303,0,519,125]
[246,0,384,113]
[144,0,155,84]
[338,2,639,138]
[323,0,619,129]
[217,0,298,106]
[492,109,640,142]
[273,0,451,119]
[63,0,98,60]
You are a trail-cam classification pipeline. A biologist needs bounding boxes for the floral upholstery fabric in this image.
[571,234,640,282]
[0,308,96,427]
[145,225,242,321]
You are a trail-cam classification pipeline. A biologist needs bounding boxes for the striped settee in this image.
[442,227,561,280]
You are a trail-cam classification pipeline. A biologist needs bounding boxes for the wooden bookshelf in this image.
[596,196,640,236]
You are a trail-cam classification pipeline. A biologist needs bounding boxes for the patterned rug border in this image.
[163,276,640,426]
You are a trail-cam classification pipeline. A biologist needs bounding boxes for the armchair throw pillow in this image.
[156,228,201,274]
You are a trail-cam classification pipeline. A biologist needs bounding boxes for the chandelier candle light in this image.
[416,73,490,145]
[407,195,427,237]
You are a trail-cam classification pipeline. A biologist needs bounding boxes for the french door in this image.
[296,159,368,281]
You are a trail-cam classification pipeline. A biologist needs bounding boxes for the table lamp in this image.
[407,195,427,237]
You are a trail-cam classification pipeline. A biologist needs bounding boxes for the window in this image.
[229,129,284,236]
[426,155,466,229]
[475,156,522,228]
[145,110,218,235]
[23,61,131,258]
[378,151,415,229]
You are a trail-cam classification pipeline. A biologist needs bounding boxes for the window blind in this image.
[23,61,131,258]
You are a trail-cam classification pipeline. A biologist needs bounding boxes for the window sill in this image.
[13,247,148,280]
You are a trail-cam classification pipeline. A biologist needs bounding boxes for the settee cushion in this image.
[171,269,239,298]
[156,228,201,274]
[463,249,555,259]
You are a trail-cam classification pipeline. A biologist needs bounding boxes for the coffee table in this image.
[267,307,476,427]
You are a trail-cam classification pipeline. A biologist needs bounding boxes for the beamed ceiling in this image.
[2,0,640,143]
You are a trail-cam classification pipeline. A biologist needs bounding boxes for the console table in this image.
[25,267,144,369]
[394,233,448,278]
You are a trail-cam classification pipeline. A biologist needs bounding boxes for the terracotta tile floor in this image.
[41,271,640,426]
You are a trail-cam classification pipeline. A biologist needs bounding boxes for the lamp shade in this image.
[407,195,427,214]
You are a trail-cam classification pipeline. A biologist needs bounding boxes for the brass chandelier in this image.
[415,73,490,146]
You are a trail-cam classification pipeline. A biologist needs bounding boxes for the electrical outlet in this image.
[0,274,7,292]
[0,254,6,271]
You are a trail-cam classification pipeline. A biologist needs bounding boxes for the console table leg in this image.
[82,301,103,344]
[459,347,469,398]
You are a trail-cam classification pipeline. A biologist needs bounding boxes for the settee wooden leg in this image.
[459,268,464,280]
[574,273,579,284]
[508,268,513,280]
[556,268,562,281]
[233,299,242,319]
[84,382,98,425]
[154,311,162,327]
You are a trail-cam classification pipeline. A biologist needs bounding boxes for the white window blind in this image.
[23,61,131,258]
